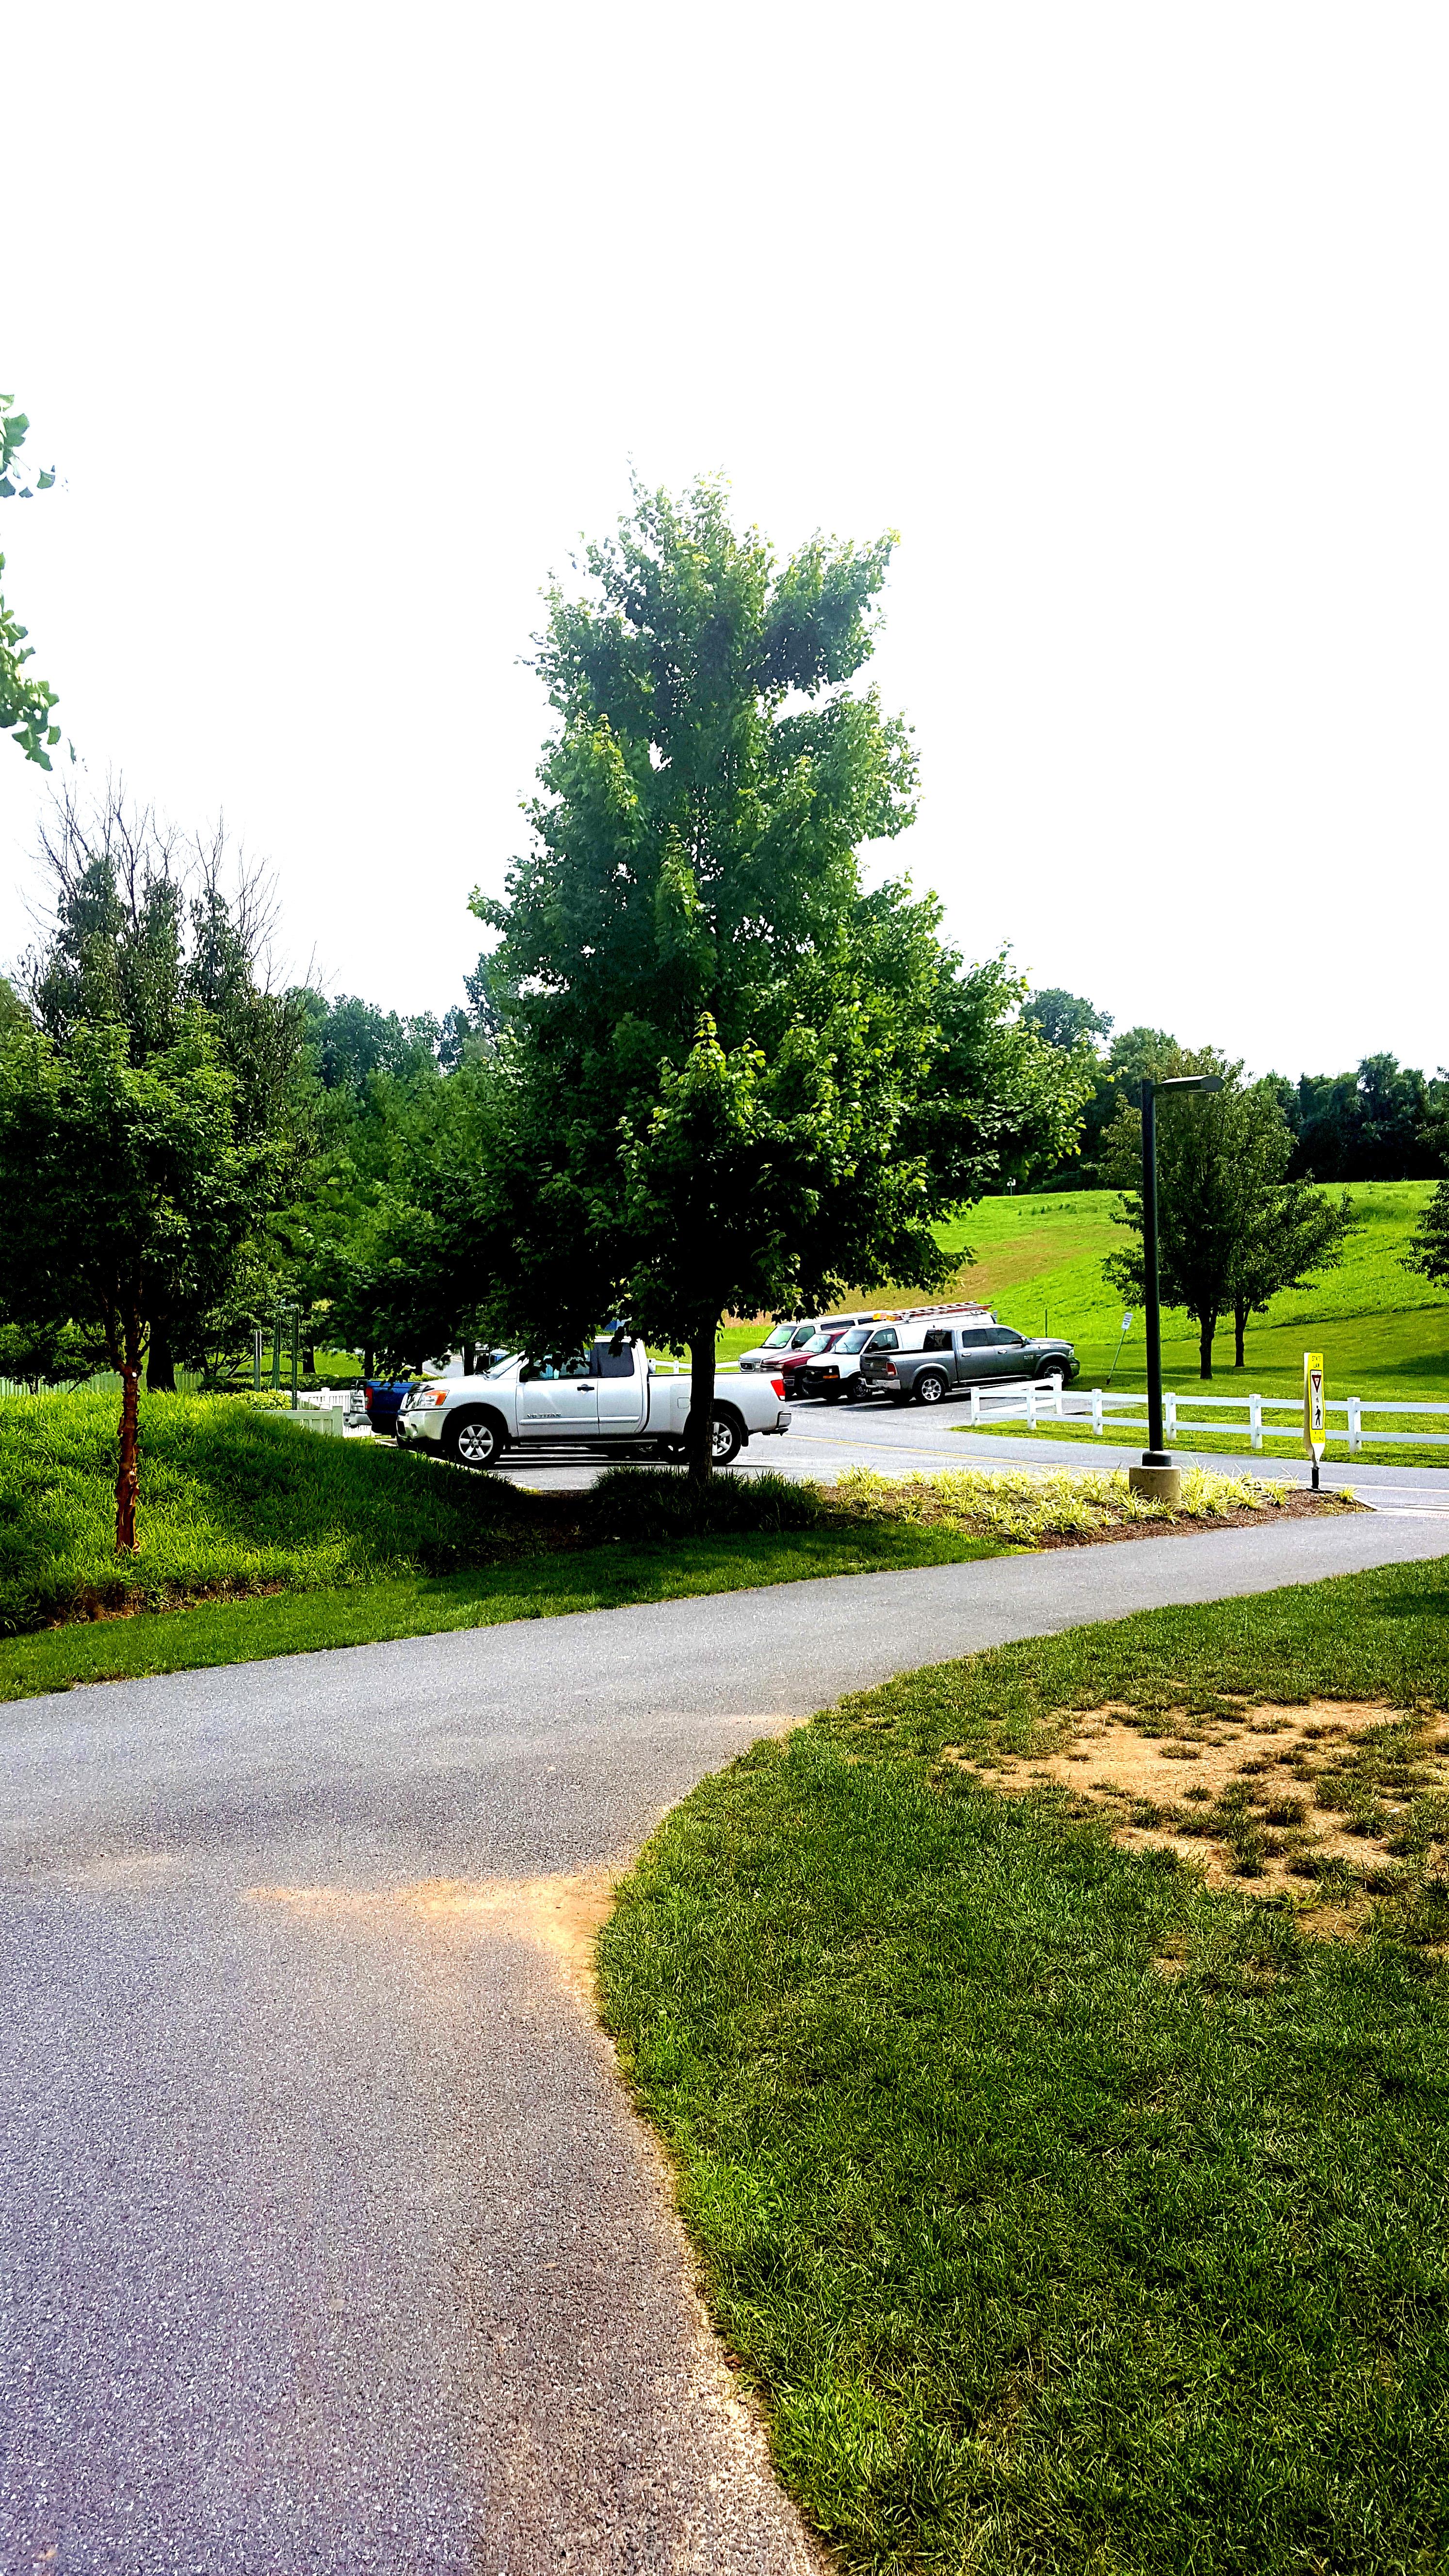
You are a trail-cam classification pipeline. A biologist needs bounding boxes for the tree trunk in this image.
[303,1343,316,1373]
[115,1352,142,1553]
[685,1320,719,1483]
[363,1344,375,1381]
[1234,1301,1248,1370]
[146,1320,177,1393]
[1197,1311,1216,1380]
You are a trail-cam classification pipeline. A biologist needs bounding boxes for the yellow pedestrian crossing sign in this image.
[1303,1351,1326,1460]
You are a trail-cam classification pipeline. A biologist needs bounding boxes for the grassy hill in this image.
[722,1182,1447,1401]
[940,1181,1448,1400]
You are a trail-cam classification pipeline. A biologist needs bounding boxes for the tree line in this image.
[0,479,1093,1534]
[2,467,1445,1542]
[1021,988,1449,1191]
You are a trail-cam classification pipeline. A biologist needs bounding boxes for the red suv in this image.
[776,1326,853,1401]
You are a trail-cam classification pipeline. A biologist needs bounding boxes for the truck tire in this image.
[710,1408,745,1468]
[442,1407,506,1469]
[682,1407,744,1468]
[914,1369,949,1406]
[1039,1360,1068,1391]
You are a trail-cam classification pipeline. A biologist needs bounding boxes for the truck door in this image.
[983,1327,1031,1381]
[591,1337,646,1430]
[954,1327,998,1383]
[516,1355,601,1435]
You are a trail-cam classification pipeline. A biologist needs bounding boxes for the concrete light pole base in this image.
[1129,1462,1183,1506]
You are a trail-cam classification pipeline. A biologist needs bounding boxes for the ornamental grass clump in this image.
[829,1462,1289,1545]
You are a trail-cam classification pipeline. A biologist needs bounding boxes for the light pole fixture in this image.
[1129,1073,1223,1503]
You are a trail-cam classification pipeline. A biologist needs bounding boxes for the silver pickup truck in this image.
[392,1335,791,1469]
[859,1319,1079,1406]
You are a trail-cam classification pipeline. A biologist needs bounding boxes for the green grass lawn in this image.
[0,1390,1014,1696]
[0,1393,1315,1701]
[719,1182,1449,1399]
[0,1521,1006,1703]
[598,1557,1449,2575]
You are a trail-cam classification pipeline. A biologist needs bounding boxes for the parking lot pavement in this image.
[494,1393,1449,1513]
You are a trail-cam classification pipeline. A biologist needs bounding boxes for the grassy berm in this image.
[1,1391,1321,1697]
[599,1557,1449,2576]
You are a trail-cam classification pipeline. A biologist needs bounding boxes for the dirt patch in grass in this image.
[946,1698,1449,1931]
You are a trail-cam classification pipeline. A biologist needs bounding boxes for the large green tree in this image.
[0,1017,258,1548]
[0,397,61,768]
[1103,1049,1354,1377]
[472,478,1089,1473]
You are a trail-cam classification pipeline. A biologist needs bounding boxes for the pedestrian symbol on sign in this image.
[1303,1350,1326,1490]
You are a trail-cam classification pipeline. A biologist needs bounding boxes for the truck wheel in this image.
[443,1407,505,1468]
[1040,1361,1068,1391]
[914,1369,949,1406]
[710,1409,744,1468]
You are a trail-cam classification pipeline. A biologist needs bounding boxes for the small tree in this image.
[1228,1183,1356,1369]
[0,397,61,768]
[23,782,308,1385]
[1103,1054,1306,1378]
[1403,1181,1449,1288]
[472,478,1091,1474]
[0,1017,257,1549]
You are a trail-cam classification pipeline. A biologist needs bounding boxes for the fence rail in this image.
[969,1380,1449,1456]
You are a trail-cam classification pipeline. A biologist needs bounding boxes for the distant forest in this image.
[1015,990,1447,1191]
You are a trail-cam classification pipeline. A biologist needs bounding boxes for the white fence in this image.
[970,1379,1449,1457]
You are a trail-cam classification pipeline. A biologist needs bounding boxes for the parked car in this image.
[858,1319,1079,1406]
[736,1319,823,1371]
[393,1334,792,1470]
[797,1321,885,1403]
[775,1325,856,1401]
[736,1312,883,1372]
[362,1376,416,1435]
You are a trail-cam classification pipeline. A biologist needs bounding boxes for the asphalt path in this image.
[4,1512,1448,2573]
[488,1383,1449,1511]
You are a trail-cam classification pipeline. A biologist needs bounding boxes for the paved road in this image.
[489,1386,1449,1510]
[3,1514,1447,2574]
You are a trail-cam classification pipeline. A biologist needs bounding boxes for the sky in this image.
[2,1,1445,1078]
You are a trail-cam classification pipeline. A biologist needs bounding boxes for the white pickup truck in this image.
[392,1335,792,1471]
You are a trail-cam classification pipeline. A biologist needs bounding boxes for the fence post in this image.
[1348,1396,1361,1458]
[1092,1387,1103,1435]
[1165,1391,1177,1441]
[1026,1386,1038,1429]
[969,1385,981,1427]
[1054,1380,1064,1419]
[1249,1392,1262,1454]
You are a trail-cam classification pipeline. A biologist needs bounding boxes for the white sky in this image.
[2,2,1445,1076]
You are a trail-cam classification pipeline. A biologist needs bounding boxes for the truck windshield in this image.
[838,1328,872,1352]
[761,1326,796,1350]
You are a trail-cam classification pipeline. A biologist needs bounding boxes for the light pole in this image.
[1129,1073,1223,1503]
